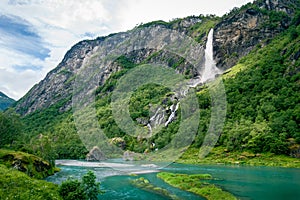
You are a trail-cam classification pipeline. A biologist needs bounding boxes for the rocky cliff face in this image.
[213,0,300,69]
[15,38,106,115]
[15,21,204,115]
[14,0,299,115]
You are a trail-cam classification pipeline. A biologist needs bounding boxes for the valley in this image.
[0,0,300,199]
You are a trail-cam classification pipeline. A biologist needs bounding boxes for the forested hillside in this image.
[194,22,300,156]
[0,0,299,163]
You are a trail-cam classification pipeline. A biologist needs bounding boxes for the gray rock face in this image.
[86,146,106,161]
[15,38,106,115]
[213,0,299,70]
[15,25,203,116]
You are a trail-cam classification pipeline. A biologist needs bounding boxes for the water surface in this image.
[46,161,300,200]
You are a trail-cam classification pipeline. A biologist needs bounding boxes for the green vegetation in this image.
[0,2,298,200]
[0,164,62,200]
[0,91,15,111]
[4,0,298,168]
[157,172,237,200]
[12,98,88,160]
[192,24,300,159]
[0,109,22,147]
[188,17,220,43]
[94,59,182,154]
[129,84,172,121]
[0,164,102,200]
[179,147,300,168]
[0,149,57,179]
[58,171,103,200]
[131,177,180,199]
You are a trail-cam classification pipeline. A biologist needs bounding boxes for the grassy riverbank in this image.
[0,164,61,200]
[157,172,237,200]
[177,147,300,168]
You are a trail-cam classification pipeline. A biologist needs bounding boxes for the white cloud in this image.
[0,68,42,100]
[0,0,253,100]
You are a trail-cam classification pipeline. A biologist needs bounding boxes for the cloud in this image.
[0,68,42,101]
[116,0,254,31]
[0,13,50,99]
[0,0,253,100]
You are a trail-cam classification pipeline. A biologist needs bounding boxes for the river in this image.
[46,160,300,200]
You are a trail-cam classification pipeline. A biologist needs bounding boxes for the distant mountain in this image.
[0,91,15,111]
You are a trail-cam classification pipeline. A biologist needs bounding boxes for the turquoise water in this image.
[46,161,300,200]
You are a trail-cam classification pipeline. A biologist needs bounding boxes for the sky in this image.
[0,0,253,100]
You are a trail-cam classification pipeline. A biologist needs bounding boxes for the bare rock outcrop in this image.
[86,146,106,161]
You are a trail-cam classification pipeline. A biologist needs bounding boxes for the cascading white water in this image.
[165,103,179,127]
[146,29,220,133]
[201,29,221,83]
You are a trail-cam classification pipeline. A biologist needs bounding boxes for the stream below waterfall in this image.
[46,160,300,200]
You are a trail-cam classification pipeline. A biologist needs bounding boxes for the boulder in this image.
[123,150,143,161]
[86,146,106,161]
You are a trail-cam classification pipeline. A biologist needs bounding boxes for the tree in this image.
[82,171,103,200]
[0,109,22,147]
[35,134,56,167]
[58,171,103,200]
[58,178,87,200]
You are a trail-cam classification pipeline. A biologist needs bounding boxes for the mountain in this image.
[214,0,300,69]
[0,91,15,111]
[12,0,300,160]
[15,0,300,116]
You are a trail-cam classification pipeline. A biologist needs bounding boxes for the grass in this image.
[0,164,61,200]
[157,172,237,200]
[178,147,300,168]
[221,63,248,80]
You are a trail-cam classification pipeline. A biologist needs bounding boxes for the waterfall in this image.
[165,103,179,127]
[201,29,221,83]
[146,29,220,133]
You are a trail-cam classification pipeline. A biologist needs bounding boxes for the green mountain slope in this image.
[194,23,300,156]
[8,0,300,162]
[0,91,15,111]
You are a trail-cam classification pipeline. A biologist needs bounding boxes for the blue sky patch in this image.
[0,14,50,61]
[13,64,43,71]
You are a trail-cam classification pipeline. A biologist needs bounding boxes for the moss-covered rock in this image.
[0,149,56,179]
